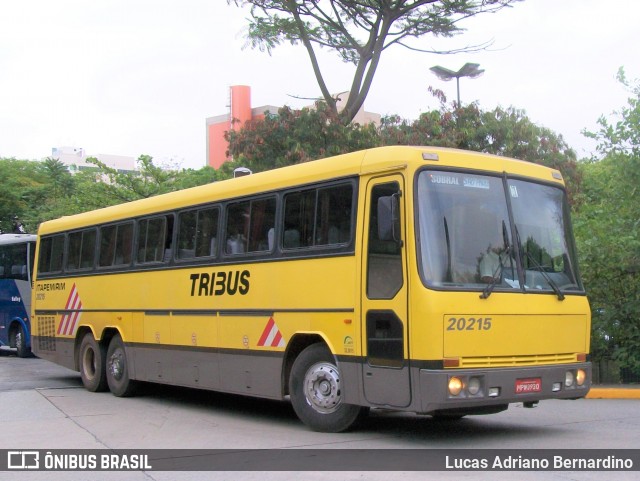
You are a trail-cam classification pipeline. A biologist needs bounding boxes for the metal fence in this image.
[592,359,640,385]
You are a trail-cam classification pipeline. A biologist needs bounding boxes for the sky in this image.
[1,0,638,169]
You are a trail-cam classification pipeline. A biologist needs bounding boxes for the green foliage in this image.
[574,68,640,374]
[85,155,182,203]
[225,103,381,173]
[226,92,580,200]
[584,67,640,158]
[380,89,581,201]
[0,158,46,233]
[229,0,518,123]
[0,155,222,233]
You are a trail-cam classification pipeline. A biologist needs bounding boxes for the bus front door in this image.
[361,176,411,408]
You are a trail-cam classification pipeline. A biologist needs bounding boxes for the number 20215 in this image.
[446,317,492,331]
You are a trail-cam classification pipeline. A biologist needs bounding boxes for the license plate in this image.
[515,378,542,394]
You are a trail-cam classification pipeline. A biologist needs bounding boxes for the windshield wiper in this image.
[444,217,452,282]
[480,221,512,300]
[514,225,565,301]
[522,250,565,301]
[479,252,506,299]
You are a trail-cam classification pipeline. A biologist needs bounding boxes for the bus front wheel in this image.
[289,343,367,433]
[79,333,108,392]
[106,334,137,397]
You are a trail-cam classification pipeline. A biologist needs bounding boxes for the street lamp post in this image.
[429,62,484,107]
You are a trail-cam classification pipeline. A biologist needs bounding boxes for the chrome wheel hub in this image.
[304,362,342,413]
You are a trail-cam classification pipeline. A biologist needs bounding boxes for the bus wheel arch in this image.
[288,341,367,432]
[282,333,327,397]
[9,320,31,358]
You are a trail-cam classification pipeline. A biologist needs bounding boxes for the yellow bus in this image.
[31,146,591,432]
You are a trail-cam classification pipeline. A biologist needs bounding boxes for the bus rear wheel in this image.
[13,324,31,358]
[289,343,367,433]
[79,332,108,392]
[106,334,137,397]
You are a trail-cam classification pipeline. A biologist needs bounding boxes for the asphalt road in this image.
[1,350,639,480]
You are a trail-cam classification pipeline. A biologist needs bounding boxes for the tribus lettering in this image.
[189,270,250,297]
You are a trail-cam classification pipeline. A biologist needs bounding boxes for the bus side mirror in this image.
[377,194,401,243]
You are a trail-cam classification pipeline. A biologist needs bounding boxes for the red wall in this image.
[230,85,251,127]
[207,122,230,169]
[207,85,252,169]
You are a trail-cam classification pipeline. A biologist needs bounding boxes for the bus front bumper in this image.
[418,362,592,415]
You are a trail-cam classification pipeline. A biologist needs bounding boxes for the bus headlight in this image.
[576,369,586,386]
[467,377,481,395]
[565,371,575,388]
[448,376,463,396]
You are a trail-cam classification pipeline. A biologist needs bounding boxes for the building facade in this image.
[206,86,381,169]
[51,146,136,174]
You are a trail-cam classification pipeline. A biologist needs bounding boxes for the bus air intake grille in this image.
[459,353,577,368]
[37,316,57,352]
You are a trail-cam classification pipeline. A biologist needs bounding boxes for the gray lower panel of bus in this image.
[129,344,284,400]
[34,337,77,371]
[33,336,591,415]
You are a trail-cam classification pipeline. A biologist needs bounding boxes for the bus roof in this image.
[0,234,38,245]
[37,146,564,236]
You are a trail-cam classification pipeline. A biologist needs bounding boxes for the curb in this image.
[586,387,640,399]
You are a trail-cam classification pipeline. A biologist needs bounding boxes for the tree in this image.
[85,155,182,203]
[1,155,223,233]
[379,91,581,200]
[572,68,640,378]
[39,157,75,198]
[225,90,581,200]
[229,0,518,124]
[0,158,51,233]
[225,102,380,173]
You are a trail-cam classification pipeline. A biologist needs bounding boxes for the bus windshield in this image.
[416,170,583,295]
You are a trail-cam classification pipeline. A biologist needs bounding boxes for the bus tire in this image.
[106,334,137,397]
[14,324,31,358]
[289,343,367,433]
[79,333,108,392]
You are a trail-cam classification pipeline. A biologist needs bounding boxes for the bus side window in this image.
[283,190,314,249]
[225,197,276,254]
[316,184,353,246]
[38,235,65,274]
[115,222,134,265]
[177,207,219,259]
[226,201,249,254]
[367,182,403,299]
[66,229,96,271]
[80,230,96,268]
[99,222,133,267]
[137,216,173,263]
[66,232,82,270]
[8,244,29,280]
[248,197,275,252]
[282,183,353,250]
[195,207,219,257]
[0,245,5,278]
[177,210,197,259]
